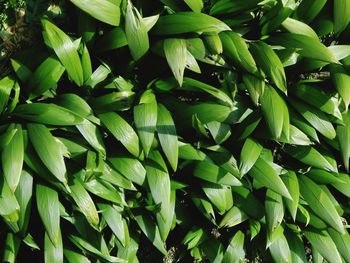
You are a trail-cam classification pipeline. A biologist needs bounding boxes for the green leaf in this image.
[242,74,265,105]
[295,0,327,23]
[14,103,84,126]
[193,161,242,186]
[81,44,92,82]
[265,190,284,237]
[69,0,120,26]
[307,168,343,185]
[109,156,146,186]
[70,178,99,229]
[328,228,350,262]
[271,33,338,63]
[269,226,292,263]
[157,190,176,241]
[304,228,342,263]
[96,27,127,52]
[99,112,139,157]
[191,194,216,224]
[334,0,350,33]
[0,76,15,113]
[125,0,149,60]
[0,177,19,222]
[331,65,350,110]
[36,184,60,246]
[249,220,261,240]
[285,145,337,173]
[202,182,233,214]
[281,171,299,221]
[76,120,106,156]
[337,112,350,171]
[2,124,23,192]
[312,246,325,263]
[182,77,234,107]
[69,235,126,262]
[64,249,91,263]
[42,19,84,86]
[56,93,98,123]
[249,157,292,199]
[281,17,319,39]
[200,239,224,262]
[84,179,125,205]
[143,14,160,31]
[178,142,207,161]
[15,170,33,234]
[157,104,178,171]
[184,0,203,12]
[164,38,187,86]
[206,121,231,144]
[250,41,287,93]
[152,12,230,34]
[204,34,223,55]
[183,227,207,249]
[91,91,135,113]
[85,65,111,89]
[286,230,307,263]
[289,98,336,140]
[28,56,65,98]
[239,137,262,176]
[222,231,245,263]
[134,98,157,157]
[145,151,171,222]
[3,233,20,262]
[186,37,226,66]
[219,207,247,228]
[186,50,201,73]
[260,85,289,139]
[100,163,136,191]
[99,203,128,246]
[11,59,32,83]
[290,110,319,143]
[28,124,67,185]
[134,213,167,255]
[299,176,345,234]
[292,83,342,119]
[210,0,260,15]
[220,31,257,74]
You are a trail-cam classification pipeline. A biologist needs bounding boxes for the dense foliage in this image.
[1,0,350,262]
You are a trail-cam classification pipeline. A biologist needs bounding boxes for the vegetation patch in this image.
[0,0,350,262]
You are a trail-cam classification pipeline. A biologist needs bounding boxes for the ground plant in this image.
[0,0,350,262]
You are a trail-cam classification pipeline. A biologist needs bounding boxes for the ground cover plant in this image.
[1,0,350,262]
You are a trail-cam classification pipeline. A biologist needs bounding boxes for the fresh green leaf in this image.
[42,19,84,86]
